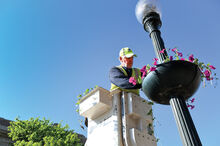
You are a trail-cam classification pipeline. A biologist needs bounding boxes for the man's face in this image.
[120,56,134,68]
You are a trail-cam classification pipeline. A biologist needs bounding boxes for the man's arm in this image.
[109,67,141,89]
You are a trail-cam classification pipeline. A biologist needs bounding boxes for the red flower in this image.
[159,49,165,54]
[189,54,194,62]
[180,58,185,61]
[129,77,137,85]
[209,65,216,70]
[153,61,157,65]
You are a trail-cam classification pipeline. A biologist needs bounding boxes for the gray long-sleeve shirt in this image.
[109,66,142,89]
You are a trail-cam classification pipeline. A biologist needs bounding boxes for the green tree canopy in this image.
[8,117,82,146]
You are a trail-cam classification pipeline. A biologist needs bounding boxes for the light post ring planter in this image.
[142,60,201,105]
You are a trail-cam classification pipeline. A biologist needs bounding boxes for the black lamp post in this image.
[136,1,202,145]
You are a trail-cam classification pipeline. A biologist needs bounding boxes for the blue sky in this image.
[0,0,220,145]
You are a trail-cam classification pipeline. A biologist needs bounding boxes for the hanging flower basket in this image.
[129,47,217,107]
[142,60,201,105]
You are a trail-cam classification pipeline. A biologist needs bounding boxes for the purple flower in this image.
[190,98,195,103]
[209,65,216,70]
[169,56,173,61]
[189,54,194,62]
[180,58,185,61]
[159,49,165,54]
[129,77,137,85]
[171,48,177,52]
[191,105,195,110]
[187,104,195,110]
[140,66,146,73]
[149,67,156,72]
[177,52,183,57]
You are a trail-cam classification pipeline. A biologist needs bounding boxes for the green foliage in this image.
[147,109,153,116]
[75,85,99,114]
[8,117,82,146]
[147,123,154,135]
[146,64,151,70]
[148,101,154,105]
[74,85,99,130]
[83,89,90,95]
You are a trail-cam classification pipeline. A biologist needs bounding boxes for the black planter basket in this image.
[142,60,201,105]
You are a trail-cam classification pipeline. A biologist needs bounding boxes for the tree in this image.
[8,117,82,146]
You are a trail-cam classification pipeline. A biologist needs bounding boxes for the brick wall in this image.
[0,118,12,146]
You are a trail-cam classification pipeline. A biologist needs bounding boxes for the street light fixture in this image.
[136,0,202,145]
[136,0,167,63]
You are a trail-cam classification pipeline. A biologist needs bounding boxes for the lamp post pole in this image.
[143,12,167,63]
[170,97,202,146]
[136,1,202,145]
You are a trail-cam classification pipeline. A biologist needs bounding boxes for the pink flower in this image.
[140,66,146,73]
[153,58,158,66]
[180,58,185,61]
[177,52,183,57]
[169,56,173,61]
[159,49,165,54]
[204,69,212,81]
[129,77,137,85]
[189,54,194,62]
[149,67,156,72]
[209,65,216,70]
[171,48,177,52]
[142,71,147,79]
[190,98,195,103]
[190,105,195,110]
[206,77,213,81]
[203,69,211,77]
[187,104,195,110]
[153,58,158,61]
